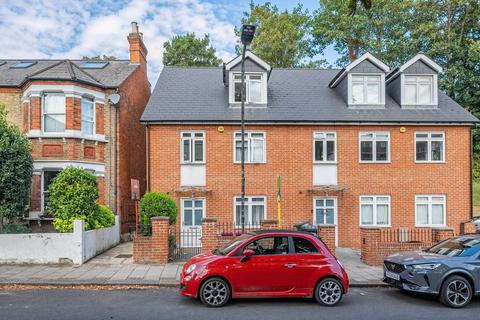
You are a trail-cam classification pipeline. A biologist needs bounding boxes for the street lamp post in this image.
[240,25,255,233]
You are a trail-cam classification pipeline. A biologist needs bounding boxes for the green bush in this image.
[0,105,33,230]
[473,157,480,182]
[139,192,177,235]
[49,167,99,232]
[93,204,115,229]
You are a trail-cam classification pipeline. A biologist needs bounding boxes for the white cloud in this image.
[0,0,237,84]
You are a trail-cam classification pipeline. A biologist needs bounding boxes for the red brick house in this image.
[0,22,150,234]
[141,51,478,249]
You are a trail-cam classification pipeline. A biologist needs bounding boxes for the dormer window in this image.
[232,73,264,104]
[403,75,434,105]
[350,75,383,105]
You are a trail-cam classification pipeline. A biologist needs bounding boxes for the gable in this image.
[350,59,385,74]
[229,57,267,73]
[402,60,437,75]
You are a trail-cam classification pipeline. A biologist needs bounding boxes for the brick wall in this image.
[148,124,472,249]
[133,217,169,264]
[0,89,22,128]
[317,225,336,255]
[460,220,477,234]
[201,218,219,254]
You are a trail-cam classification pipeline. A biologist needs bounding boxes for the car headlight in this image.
[185,264,196,274]
[411,263,441,270]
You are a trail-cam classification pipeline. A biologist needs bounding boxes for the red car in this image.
[180,230,349,307]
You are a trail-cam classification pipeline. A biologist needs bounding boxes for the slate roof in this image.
[141,67,479,124]
[0,59,138,88]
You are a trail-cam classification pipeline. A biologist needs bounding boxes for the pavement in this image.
[0,242,383,287]
[0,287,478,320]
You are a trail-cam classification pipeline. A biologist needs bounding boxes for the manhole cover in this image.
[115,254,133,258]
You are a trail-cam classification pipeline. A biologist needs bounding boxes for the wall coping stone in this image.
[151,216,169,221]
[261,219,278,224]
[202,218,218,223]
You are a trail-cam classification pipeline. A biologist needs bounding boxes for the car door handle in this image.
[284,263,297,268]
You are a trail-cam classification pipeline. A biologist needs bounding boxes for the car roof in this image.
[249,230,318,237]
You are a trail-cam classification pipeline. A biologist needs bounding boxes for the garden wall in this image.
[0,216,120,265]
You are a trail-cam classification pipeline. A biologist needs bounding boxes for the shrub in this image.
[473,157,479,182]
[93,204,115,229]
[0,105,33,230]
[139,192,177,235]
[49,167,99,232]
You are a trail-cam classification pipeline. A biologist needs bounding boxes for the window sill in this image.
[27,130,107,142]
[360,224,391,228]
[180,162,206,165]
[415,224,447,228]
[359,161,391,164]
[313,161,338,165]
[233,162,267,165]
[414,161,446,164]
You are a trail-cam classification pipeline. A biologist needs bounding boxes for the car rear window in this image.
[425,238,480,257]
[293,237,319,253]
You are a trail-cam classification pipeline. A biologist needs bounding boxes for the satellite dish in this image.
[108,93,121,105]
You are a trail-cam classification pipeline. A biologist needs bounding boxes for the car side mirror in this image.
[240,249,254,262]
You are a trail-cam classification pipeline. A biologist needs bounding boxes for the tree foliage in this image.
[238,1,312,67]
[0,105,33,230]
[138,192,177,235]
[163,33,222,67]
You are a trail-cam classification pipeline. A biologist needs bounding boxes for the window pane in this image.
[431,133,443,139]
[404,84,416,104]
[326,141,335,161]
[249,81,262,103]
[361,197,374,202]
[366,83,380,103]
[360,141,373,161]
[431,141,443,161]
[376,141,388,161]
[404,76,417,84]
[183,139,190,162]
[184,200,192,208]
[44,94,65,114]
[194,140,203,162]
[416,141,428,161]
[315,208,324,224]
[416,204,428,225]
[234,82,243,102]
[417,76,432,83]
[418,84,432,104]
[81,122,94,135]
[361,205,374,225]
[44,114,65,132]
[251,133,264,138]
[235,205,242,226]
[316,199,324,207]
[235,140,248,162]
[251,205,264,225]
[352,83,364,104]
[249,75,262,80]
[293,237,318,253]
[194,209,203,226]
[416,197,428,202]
[314,140,323,161]
[325,199,334,207]
[376,196,390,202]
[325,208,334,224]
[184,209,193,226]
[251,139,264,162]
[377,205,389,225]
[432,204,444,225]
[194,133,204,138]
[416,133,428,138]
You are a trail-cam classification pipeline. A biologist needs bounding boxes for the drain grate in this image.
[115,254,133,258]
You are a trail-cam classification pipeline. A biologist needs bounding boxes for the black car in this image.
[383,235,480,308]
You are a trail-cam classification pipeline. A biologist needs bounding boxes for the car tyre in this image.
[314,278,343,306]
[199,277,230,308]
[440,275,472,308]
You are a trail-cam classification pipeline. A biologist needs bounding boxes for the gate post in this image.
[261,219,278,230]
[133,216,169,264]
[201,218,219,254]
[317,225,336,255]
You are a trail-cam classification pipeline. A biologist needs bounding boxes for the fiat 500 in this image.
[180,230,349,307]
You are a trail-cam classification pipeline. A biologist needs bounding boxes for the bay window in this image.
[81,97,95,135]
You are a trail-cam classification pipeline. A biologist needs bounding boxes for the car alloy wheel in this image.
[199,277,230,307]
[315,278,343,306]
[440,275,472,308]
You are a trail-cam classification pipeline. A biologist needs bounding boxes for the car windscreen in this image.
[425,238,480,257]
[215,233,254,255]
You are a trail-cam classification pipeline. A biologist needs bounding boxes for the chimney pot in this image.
[131,21,139,34]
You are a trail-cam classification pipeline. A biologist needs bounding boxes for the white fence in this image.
[0,216,120,265]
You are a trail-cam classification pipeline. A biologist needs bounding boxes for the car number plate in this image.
[385,270,400,281]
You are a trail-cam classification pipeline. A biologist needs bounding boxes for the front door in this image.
[181,198,204,248]
[313,197,338,246]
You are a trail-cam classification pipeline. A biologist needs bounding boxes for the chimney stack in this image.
[127,21,148,72]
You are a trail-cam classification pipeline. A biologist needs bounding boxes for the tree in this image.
[163,33,222,67]
[238,1,312,67]
[349,0,372,15]
[138,192,177,235]
[82,55,118,61]
[0,105,33,230]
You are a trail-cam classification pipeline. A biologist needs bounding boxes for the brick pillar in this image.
[317,225,336,255]
[133,216,169,264]
[201,218,219,254]
[261,219,278,230]
[360,227,381,266]
[30,96,41,130]
[433,228,454,242]
[460,221,477,235]
[30,174,41,212]
[97,176,106,204]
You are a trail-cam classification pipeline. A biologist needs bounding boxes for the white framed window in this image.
[42,93,66,133]
[360,195,391,227]
[234,132,266,163]
[313,197,336,225]
[349,74,384,105]
[181,132,205,163]
[415,195,446,227]
[230,73,266,104]
[181,198,205,227]
[234,196,266,227]
[403,75,435,105]
[359,132,390,162]
[81,96,95,136]
[41,169,61,213]
[415,132,445,162]
[313,132,336,163]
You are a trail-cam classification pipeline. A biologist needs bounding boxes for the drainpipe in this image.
[470,126,474,219]
[114,95,119,215]
[146,124,151,192]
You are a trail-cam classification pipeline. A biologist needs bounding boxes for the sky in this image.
[0,0,339,84]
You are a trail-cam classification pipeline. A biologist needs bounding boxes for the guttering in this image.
[140,120,479,126]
